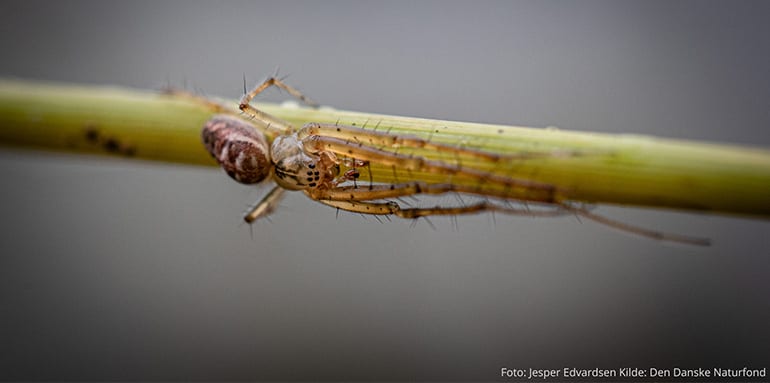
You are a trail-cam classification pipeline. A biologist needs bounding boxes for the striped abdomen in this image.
[202,115,271,184]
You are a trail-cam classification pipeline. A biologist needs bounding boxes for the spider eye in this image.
[273,159,320,191]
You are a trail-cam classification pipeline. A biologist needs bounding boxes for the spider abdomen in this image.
[202,115,270,184]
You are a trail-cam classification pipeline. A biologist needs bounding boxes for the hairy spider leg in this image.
[315,199,566,219]
[238,76,319,138]
[299,123,539,163]
[307,182,709,246]
[244,185,286,223]
[560,204,711,246]
[161,88,236,114]
[308,182,553,203]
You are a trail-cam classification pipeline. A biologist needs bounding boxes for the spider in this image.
[193,76,709,246]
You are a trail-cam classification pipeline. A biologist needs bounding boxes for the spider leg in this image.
[307,183,568,220]
[314,198,566,219]
[308,183,710,246]
[243,184,286,223]
[562,204,711,246]
[239,76,318,138]
[299,123,542,163]
[309,182,552,203]
[160,88,235,114]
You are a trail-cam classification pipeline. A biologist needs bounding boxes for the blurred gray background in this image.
[0,0,768,380]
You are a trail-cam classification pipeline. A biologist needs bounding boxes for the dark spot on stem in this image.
[84,127,100,143]
[104,138,120,153]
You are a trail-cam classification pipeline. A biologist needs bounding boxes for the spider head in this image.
[271,135,332,190]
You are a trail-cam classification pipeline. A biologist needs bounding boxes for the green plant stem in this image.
[1,79,769,217]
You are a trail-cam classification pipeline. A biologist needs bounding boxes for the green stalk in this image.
[1,79,769,217]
